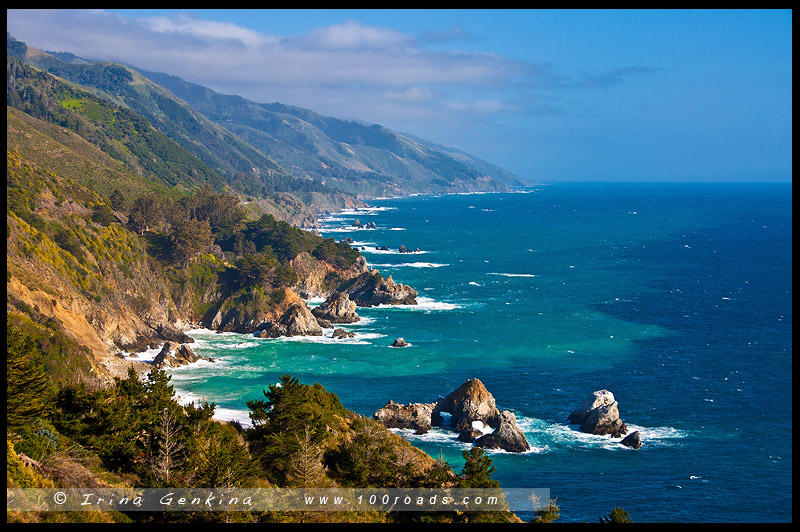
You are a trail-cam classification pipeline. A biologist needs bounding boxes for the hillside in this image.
[137,68,520,197]
[5,33,527,524]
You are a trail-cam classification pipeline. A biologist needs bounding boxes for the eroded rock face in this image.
[312,291,360,323]
[474,411,531,453]
[290,253,368,300]
[373,379,531,453]
[567,390,628,438]
[256,301,323,338]
[373,401,438,434]
[332,328,355,339]
[434,378,501,429]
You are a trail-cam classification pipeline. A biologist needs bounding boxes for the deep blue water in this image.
[159,182,791,522]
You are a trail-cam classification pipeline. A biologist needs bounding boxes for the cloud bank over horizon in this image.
[6,9,792,182]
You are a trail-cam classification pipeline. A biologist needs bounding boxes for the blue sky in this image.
[6,9,792,183]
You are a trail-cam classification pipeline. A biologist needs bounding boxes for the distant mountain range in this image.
[8,33,530,226]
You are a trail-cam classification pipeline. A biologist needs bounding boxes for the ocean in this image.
[154,182,792,522]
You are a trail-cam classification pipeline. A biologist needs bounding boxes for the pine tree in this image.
[286,425,329,488]
[7,320,50,430]
[600,506,633,523]
[459,447,500,488]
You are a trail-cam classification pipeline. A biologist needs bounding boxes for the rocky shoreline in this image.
[105,204,643,454]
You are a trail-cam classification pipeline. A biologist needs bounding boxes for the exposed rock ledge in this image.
[374,378,531,453]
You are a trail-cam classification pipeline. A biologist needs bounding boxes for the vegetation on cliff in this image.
[6,34,534,524]
[7,356,519,523]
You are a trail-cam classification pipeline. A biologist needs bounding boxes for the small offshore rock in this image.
[332,328,355,339]
[391,337,408,347]
[620,431,642,449]
[152,342,212,368]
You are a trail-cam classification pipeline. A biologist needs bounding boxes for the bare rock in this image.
[391,337,408,347]
[341,270,418,307]
[332,328,355,339]
[373,401,438,434]
[434,378,501,429]
[567,390,628,438]
[474,414,531,453]
[312,291,360,323]
[620,430,642,449]
[152,342,212,368]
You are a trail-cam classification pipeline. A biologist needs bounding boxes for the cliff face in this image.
[6,146,374,382]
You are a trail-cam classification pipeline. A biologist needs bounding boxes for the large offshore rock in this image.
[567,390,628,438]
[341,270,418,307]
[620,430,642,449]
[433,378,501,429]
[311,291,360,323]
[152,342,212,368]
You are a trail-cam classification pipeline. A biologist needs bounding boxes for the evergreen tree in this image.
[459,447,499,488]
[246,375,348,484]
[600,507,633,523]
[531,498,561,523]
[6,320,51,430]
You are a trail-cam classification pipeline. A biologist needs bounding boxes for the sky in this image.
[6,9,793,183]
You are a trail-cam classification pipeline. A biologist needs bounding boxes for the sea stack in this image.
[567,390,628,438]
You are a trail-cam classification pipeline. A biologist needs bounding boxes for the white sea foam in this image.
[173,388,253,427]
[370,262,448,268]
[357,246,427,255]
[488,272,538,278]
[374,296,461,311]
[123,346,162,363]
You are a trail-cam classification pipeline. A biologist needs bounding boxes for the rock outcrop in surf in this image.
[373,378,531,453]
[567,389,628,438]
[340,270,418,307]
[311,291,360,323]
[152,342,213,369]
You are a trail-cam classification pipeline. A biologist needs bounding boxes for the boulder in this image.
[332,328,355,339]
[312,291,360,323]
[257,322,287,338]
[373,401,438,434]
[391,337,408,347]
[567,390,628,438]
[457,428,485,443]
[620,431,642,449]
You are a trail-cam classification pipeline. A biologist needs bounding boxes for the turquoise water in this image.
[160,183,792,522]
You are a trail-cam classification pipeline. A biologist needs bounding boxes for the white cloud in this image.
[143,13,274,48]
[298,19,416,50]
